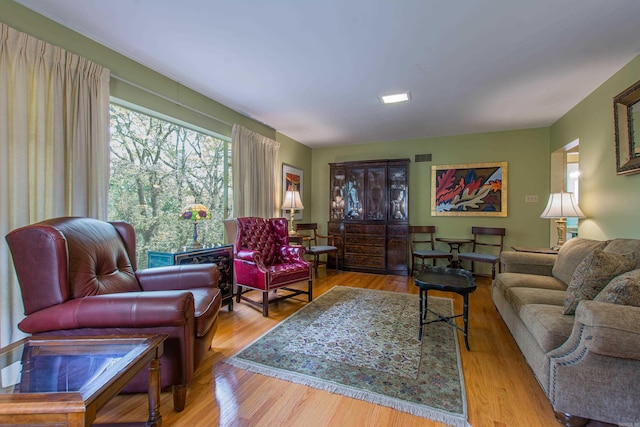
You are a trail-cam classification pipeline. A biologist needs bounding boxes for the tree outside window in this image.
[108,104,232,267]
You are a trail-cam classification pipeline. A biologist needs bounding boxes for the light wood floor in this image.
[95,270,561,426]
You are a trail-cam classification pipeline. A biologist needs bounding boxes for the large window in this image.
[108,104,232,267]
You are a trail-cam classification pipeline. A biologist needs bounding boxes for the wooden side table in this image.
[148,245,234,311]
[436,237,474,268]
[414,266,477,350]
[0,335,165,427]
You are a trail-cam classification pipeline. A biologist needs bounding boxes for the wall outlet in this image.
[525,195,538,203]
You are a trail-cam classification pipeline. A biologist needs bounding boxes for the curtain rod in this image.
[110,73,233,127]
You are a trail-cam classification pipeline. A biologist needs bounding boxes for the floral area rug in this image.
[225,286,469,427]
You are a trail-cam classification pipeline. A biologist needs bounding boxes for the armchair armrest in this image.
[500,251,556,276]
[279,245,307,263]
[18,291,196,334]
[575,300,640,360]
[137,264,219,291]
[235,249,267,270]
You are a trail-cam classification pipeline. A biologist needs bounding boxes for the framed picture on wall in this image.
[431,161,508,217]
[282,163,304,220]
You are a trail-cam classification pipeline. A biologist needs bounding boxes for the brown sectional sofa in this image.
[493,237,640,426]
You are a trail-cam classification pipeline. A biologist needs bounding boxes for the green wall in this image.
[551,54,640,240]
[5,0,639,248]
[311,128,552,268]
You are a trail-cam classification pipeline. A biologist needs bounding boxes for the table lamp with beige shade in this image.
[281,190,304,236]
[540,192,585,250]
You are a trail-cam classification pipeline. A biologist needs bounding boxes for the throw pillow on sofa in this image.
[594,269,640,306]
[563,249,635,314]
[552,237,608,285]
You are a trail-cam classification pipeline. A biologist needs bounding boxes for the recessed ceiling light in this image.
[380,92,410,104]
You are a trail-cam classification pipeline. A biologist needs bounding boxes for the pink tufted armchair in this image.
[233,217,313,316]
[5,217,221,412]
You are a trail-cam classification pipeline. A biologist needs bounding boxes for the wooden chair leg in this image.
[173,384,188,412]
[262,292,269,317]
[308,279,313,301]
[236,286,242,303]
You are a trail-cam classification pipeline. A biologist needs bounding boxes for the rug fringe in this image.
[225,356,470,427]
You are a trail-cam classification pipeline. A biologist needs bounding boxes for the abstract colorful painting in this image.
[431,162,507,217]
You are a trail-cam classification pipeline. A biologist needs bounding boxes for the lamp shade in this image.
[180,203,212,221]
[540,192,585,218]
[281,190,304,210]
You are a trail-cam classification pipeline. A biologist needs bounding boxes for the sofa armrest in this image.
[574,300,640,360]
[500,251,556,276]
[18,291,195,334]
[137,264,219,291]
[546,300,640,422]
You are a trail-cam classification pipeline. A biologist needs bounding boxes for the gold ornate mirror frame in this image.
[614,79,640,175]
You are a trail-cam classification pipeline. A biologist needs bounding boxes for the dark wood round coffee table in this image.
[414,265,477,350]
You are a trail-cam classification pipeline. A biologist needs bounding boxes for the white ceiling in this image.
[14,0,640,148]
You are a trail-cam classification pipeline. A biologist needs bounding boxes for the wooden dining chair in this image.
[295,223,339,276]
[457,226,506,279]
[409,225,453,275]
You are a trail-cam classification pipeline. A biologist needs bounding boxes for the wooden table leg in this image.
[418,288,424,340]
[463,292,471,351]
[146,353,162,427]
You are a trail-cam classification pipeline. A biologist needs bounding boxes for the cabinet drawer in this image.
[344,254,385,269]
[387,224,408,236]
[328,222,344,234]
[345,235,385,246]
[345,223,385,235]
[345,244,385,256]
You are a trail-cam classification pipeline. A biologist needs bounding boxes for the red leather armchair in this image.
[234,217,312,316]
[5,217,221,412]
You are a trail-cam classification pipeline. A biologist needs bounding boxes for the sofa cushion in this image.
[506,287,565,313]
[563,249,635,314]
[594,269,640,306]
[604,239,640,269]
[552,238,607,285]
[494,272,566,295]
[519,304,574,353]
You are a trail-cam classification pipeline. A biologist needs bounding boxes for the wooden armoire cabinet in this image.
[328,158,409,275]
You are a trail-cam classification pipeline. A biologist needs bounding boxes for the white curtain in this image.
[0,23,110,346]
[232,124,280,218]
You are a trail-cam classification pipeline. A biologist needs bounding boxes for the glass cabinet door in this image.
[366,167,387,220]
[389,166,407,220]
[345,168,364,219]
[330,168,346,220]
